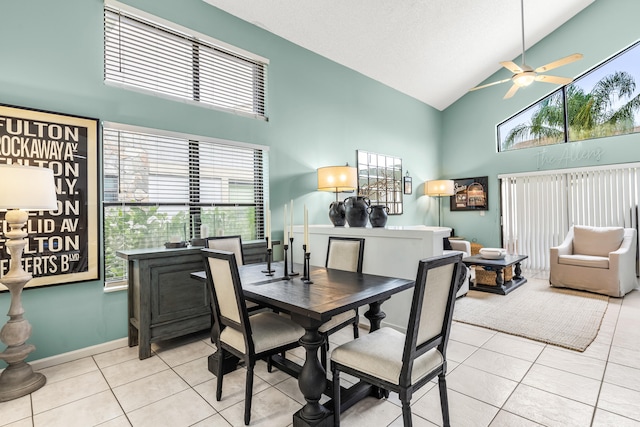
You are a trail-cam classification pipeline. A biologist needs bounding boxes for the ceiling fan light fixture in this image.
[513,71,536,87]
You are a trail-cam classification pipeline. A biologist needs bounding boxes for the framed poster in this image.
[450,176,489,211]
[0,104,99,289]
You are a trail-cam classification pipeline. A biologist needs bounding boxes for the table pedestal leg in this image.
[294,326,331,427]
[514,262,523,280]
[495,268,504,287]
[364,297,389,332]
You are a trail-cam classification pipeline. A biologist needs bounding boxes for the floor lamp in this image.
[425,179,455,227]
[0,164,58,401]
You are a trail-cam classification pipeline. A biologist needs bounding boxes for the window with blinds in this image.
[103,124,268,285]
[104,2,267,119]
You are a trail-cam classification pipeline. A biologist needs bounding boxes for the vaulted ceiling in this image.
[203,0,594,111]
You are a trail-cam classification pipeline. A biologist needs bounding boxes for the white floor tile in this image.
[0,395,31,426]
[126,388,215,427]
[597,382,640,422]
[33,390,124,427]
[521,363,601,406]
[31,370,110,414]
[112,369,190,413]
[464,348,533,382]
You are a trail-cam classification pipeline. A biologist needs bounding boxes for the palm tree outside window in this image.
[498,40,640,151]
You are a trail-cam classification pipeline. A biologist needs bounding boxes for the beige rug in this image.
[453,278,609,351]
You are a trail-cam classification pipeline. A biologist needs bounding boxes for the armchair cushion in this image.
[573,225,624,257]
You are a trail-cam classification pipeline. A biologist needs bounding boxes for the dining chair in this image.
[331,252,463,427]
[202,249,305,425]
[319,236,365,369]
[205,235,245,266]
[206,235,262,314]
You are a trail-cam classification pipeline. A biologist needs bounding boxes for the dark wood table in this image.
[192,261,414,427]
[462,254,528,295]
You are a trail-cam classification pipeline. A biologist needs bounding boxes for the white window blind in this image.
[102,123,269,284]
[500,163,640,270]
[104,2,267,118]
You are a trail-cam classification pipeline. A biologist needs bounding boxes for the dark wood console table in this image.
[462,254,528,295]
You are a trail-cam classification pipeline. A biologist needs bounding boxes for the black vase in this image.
[344,196,370,227]
[368,205,388,227]
[328,201,346,226]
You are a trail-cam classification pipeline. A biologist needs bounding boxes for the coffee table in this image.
[462,254,528,295]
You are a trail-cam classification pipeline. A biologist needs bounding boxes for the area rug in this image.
[453,278,609,351]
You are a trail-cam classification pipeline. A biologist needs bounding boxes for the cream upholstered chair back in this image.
[416,261,458,346]
[325,237,365,273]
[403,253,462,378]
[206,235,244,266]
[572,225,624,256]
[202,249,253,354]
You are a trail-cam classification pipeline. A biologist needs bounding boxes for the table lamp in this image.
[425,179,454,227]
[317,165,357,226]
[0,164,57,401]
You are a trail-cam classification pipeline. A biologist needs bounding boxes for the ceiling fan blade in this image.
[535,74,574,85]
[469,78,511,92]
[503,84,520,99]
[535,53,583,73]
[500,61,523,74]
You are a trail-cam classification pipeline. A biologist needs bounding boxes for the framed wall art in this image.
[450,176,489,211]
[0,104,99,289]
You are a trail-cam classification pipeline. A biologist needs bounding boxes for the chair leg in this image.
[438,374,451,427]
[216,349,225,401]
[245,364,254,425]
[401,399,412,427]
[332,366,341,427]
[353,309,359,339]
[267,354,273,373]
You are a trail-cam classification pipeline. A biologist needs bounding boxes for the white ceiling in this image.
[203,0,594,111]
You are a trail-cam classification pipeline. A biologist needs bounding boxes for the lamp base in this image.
[0,361,46,401]
[328,201,346,226]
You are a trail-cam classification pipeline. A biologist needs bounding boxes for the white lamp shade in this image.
[425,179,455,196]
[0,164,58,210]
[317,165,357,192]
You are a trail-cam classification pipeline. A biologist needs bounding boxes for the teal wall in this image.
[0,0,440,361]
[441,0,640,248]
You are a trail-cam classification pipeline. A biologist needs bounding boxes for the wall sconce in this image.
[425,179,455,227]
[317,164,357,226]
[0,164,57,401]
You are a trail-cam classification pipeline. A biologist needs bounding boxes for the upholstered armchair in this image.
[549,225,638,297]
[445,239,471,297]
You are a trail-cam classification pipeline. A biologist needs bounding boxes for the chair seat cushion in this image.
[319,310,356,333]
[559,254,609,269]
[221,312,304,354]
[331,327,443,385]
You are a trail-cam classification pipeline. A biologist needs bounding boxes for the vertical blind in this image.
[104,2,267,119]
[500,163,640,270]
[103,123,269,284]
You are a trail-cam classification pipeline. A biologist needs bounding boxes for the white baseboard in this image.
[29,338,129,371]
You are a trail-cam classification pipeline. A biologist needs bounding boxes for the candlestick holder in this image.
[288,237,299,276]
[302,244,313,284]
[283,244,291,280]
[262,238,275,275]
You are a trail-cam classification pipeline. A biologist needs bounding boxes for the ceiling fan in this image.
[470,0,583,99]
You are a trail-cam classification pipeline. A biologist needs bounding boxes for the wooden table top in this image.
[192,261,415,324]
[462,254,528,268]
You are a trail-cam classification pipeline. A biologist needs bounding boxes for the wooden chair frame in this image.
[331,253,463,427]
[202,249,302,425]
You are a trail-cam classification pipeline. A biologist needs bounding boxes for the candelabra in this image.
[261,237,274,276]
[301,244,313,284]
[282,243,291,280]
[288,237,298,276]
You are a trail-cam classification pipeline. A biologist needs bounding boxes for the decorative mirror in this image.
[356,150,403,214]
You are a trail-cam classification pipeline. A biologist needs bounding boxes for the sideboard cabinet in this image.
[117,240,266,359]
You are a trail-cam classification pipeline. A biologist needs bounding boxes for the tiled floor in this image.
[2,270,640,427]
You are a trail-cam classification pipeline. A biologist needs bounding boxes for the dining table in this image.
[191,259,415,427]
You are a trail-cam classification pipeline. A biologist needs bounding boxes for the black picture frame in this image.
[403,175,412,194]
[450,176,489,211]
[0,104,99,289]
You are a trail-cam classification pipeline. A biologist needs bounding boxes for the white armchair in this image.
[445,239,471,297]
[550,225,638,297]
